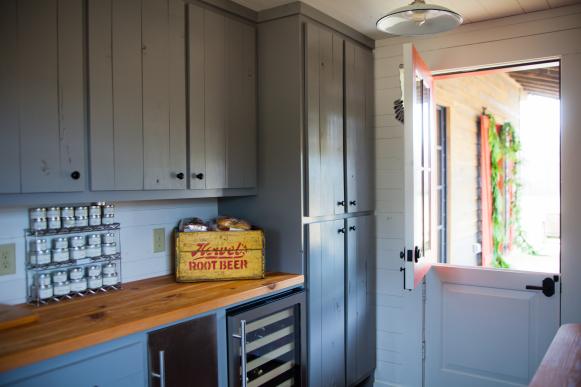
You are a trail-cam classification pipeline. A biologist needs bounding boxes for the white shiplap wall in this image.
[0,199,217,304]
[373,4,581,386]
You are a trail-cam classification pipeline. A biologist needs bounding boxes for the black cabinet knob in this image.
[176,172,185,180]
[70,171,81,180]
[349,226,356,231]
[194,173,204,180]
[337,200,345,207]
[349,200,357,206]
[338,228,345,234]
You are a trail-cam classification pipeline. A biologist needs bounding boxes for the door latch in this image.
[525,277,555,297]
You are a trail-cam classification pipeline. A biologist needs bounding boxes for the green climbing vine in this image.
[487,113,537,268]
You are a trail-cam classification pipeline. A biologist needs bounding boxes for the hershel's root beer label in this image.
[176,230,265,281]
[188,242,249,271]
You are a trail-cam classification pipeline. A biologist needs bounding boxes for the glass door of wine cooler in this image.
[227,289,306,387]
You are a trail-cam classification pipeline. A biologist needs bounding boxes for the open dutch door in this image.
[403,43,436,290]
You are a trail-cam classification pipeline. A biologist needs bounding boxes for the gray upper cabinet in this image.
[89,0,187,191]
[142,0,187,190]
[305,23,345,217]
[0,0,84,194]
[345,41,374,213]
[188,4,257,190]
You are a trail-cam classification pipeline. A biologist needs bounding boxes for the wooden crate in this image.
[175,230,265,282]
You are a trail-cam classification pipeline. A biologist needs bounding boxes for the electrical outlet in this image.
[153,228,165,253]
[0,244,16,276]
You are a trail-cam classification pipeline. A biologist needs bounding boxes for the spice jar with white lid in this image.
[87,264,102,277]
[88,214,101,226]
[37,284,53,300]
[62,216,75,229]
[102,262,117,275]
[30,249,51,265]
[29,208,47,220]
[46,207,60,218]
[86,244,101,258]
[70,246,86,260]
[75,216,88,228]
[32,238,48,251]
[53,237,68,249]
[61,207,75,218]
[102,232,116,244]
[88,275,103,290]
[70,278,87,292]
[48,217,61,230]
[101,214,115,225]
[103,204,115,216]
[52,248,69,263]
[102,272,119,286]
[89,205,101,216]
[69,235,85,248]
[74,206,88,217]
[69,267,84,280]
[31,218,47,231]
[52,270,68,283]
[36,273,51,286]
[87,234,101,245]
[53,281,70,296]
[102,242,117,256]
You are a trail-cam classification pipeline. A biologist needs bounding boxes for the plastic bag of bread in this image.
[178,217,209,232]
[215,216,252,231]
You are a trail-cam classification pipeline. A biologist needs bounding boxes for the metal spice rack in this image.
[25,223,123,306]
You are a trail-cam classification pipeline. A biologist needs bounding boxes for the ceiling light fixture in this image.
[377,0,463,36]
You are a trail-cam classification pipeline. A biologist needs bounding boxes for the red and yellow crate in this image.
[175,229,265,282]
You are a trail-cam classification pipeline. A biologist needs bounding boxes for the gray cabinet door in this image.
[142,0,187,190]
[188,5,257,190]
[345,41,374,213]
[307,219,345,387]
[89,0,143,191]
[89,0,187,191]
[305,23,345,217]
[0,0,84,193]
[346,215,376,385]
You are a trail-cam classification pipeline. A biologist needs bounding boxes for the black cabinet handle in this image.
[338,228,345,234]
[349,226,356,231]
[194,173,204,180]
[70,171,81,180]
[176,172,184,180]
[337,200,345,207]
[349,200,357,206]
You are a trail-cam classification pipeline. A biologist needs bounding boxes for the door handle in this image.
[232,319,248,387]
[151,350,166,387]
[525,277,555,297]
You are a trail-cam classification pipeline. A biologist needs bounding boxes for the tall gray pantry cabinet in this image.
[219,10,376,387]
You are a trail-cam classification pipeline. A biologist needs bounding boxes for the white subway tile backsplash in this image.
[0,198,217,304]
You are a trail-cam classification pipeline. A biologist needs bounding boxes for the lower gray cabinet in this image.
[148,314,218,387]
[0,334,147,387]
[307,219,346,387]
[346,215,376,386]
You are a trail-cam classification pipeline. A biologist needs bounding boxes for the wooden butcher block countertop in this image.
[0,273,304,373]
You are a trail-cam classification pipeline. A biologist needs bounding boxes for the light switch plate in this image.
[153,228,165,253]
[0,243,16,276]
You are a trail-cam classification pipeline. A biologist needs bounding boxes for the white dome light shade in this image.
[377,0,463,36]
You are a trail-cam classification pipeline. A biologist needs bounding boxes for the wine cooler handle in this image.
[232,320,248,387]
[151,350,166,387]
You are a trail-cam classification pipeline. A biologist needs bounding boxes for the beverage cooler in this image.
[227,289,306,387]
